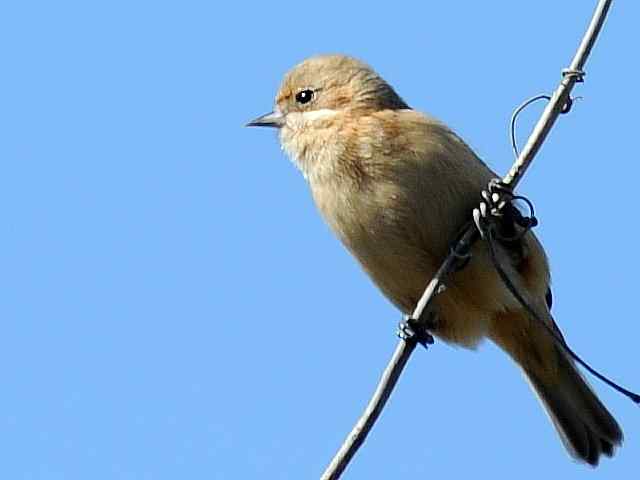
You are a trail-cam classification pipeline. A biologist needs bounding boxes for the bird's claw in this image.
[398,315,435,349]
[473,179,508,236]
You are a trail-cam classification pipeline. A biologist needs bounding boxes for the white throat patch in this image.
[284,109,338,129]
[279,109,341,180]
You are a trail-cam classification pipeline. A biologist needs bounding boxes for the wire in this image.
[510,94,551,158]
[483,222,640,404]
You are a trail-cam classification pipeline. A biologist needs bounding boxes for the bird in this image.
[247,54,622,465]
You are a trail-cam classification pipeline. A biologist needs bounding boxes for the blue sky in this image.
[1,1,638,479]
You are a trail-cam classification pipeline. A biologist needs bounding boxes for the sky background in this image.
[1,1,638,479]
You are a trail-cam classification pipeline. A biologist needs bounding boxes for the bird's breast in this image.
[309,173,439,313]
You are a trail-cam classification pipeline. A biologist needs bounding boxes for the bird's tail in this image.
[490,311,623,465]
[524,347,623,465]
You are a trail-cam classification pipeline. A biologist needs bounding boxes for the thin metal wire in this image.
[510,94,551,158]
[482,221,640,403]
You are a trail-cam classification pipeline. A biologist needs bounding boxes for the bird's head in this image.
[247,55,408,177]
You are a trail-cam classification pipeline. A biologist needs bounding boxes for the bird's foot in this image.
[473,178,538,240]
[397,313,436,349]
[473,178,507,236]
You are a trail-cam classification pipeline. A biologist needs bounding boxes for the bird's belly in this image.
[335,216,504,347]
[312,180,513,348]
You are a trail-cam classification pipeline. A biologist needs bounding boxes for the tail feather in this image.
[490,307,622,466]
[524,347,622,466]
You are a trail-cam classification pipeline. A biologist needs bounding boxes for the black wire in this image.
[510,95,552,158]
[509,93,579,159]
[484,225,640,404]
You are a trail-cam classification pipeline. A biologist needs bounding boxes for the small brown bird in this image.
[248,54,622,465]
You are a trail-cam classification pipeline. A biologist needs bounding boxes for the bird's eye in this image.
[295,89,314,104]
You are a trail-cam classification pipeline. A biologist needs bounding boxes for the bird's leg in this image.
[397,310,437,348]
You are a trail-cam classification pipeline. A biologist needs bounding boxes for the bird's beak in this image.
[246,111,284,128]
